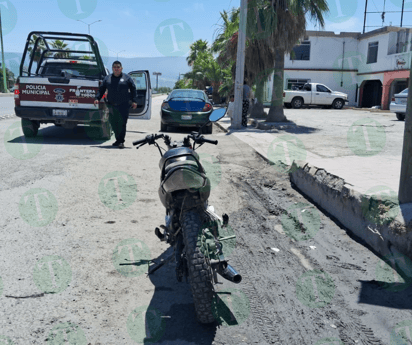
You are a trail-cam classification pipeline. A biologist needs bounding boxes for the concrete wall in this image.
[289,161,412,263]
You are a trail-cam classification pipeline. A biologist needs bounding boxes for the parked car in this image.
[160,89,214,134]
[283,83,349,109]
[390,88,408,121]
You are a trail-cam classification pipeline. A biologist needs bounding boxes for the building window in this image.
[367,41,379,64]
[290,41,310,61]
[388,30,410,54]
[286,78,311,90]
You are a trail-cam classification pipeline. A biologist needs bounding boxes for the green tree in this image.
[174,78,192,89]
[51,40,70,59]
[212,0,328,122]
[27,34,47,63]
[186,39,209,67]
[255,0,328,122]
[218,60,235,101]
[0,67,14,92]
[192,51,229,103]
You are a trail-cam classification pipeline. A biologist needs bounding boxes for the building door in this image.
[361,80,382,108]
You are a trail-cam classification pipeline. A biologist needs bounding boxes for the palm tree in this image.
[27,34,47,63]
[212,6,275,117]
[263,0,328,121]
[51,40,70,59]
[211,0,328,122]
[211,8,240,68]
[193,51,228,103]
[186,39,209,66]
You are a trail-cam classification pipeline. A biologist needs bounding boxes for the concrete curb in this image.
[289,160,412,261]
[214,120,228,133]
[0,93,14,97]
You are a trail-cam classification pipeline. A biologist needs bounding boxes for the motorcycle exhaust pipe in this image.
[216,261,242,284]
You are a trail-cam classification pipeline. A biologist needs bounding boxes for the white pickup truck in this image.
[283,83,349,109]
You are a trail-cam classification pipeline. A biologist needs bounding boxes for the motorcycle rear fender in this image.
[162,167,207,193]
[158,181,211,209]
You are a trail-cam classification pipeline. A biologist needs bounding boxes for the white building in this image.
[263,26,411,109]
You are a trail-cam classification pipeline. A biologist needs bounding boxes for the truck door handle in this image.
[316,93,319,95]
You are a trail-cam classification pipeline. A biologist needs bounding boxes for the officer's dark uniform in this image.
[95,73,138,144]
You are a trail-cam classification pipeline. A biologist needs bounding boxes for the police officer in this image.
[94,61,138,149]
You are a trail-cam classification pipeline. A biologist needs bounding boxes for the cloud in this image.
[183,3,205,13]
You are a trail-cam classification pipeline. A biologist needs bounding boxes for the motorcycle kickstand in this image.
[147,253,174,276]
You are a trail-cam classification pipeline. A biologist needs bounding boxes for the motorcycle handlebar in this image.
[133,138,147,146]
[199,137,218,145]
[133,133,164,146]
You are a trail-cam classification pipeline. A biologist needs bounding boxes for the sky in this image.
[1,0,411,59]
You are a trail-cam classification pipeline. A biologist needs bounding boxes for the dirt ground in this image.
[0,98,411,344]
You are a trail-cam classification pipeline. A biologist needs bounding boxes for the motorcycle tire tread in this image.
[182,210,216,324]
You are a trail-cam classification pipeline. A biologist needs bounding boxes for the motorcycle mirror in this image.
[209,108,226,122]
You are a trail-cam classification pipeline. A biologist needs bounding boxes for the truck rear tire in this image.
[396,113,405,121]
[292,97,303,109]
[284,103,292,109]
[21,119,39,138]
[332,99,344,109]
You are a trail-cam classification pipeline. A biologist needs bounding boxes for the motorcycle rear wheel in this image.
[181,210,215,324]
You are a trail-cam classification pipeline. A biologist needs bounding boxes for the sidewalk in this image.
[0,92,14,97]
[215,112,412,262]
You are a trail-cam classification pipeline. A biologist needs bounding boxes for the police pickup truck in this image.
[14,31,152,139]
[283,83,349,109]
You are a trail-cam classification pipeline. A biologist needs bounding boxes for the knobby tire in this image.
[181,210,215,324]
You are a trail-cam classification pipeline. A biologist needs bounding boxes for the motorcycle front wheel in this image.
[181,210,215,324]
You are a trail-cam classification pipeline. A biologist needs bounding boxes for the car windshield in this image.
[40,62,101,78]
[401,88,409,94]
[170,90,207,101]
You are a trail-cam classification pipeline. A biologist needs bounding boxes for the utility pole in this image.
[232,0,248,129]
[76,19,102,55]
[363,0,368,34]
[153,72,161,90]
[398,57,412,203]
[400,0,405,27]
[0,8,8,93]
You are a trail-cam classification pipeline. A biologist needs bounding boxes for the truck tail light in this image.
[283,92,285,97]
[202,103,212,112]
[14,79,20,107]
[392,97,395,102]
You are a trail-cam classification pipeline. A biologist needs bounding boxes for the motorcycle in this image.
[133,108,242,324]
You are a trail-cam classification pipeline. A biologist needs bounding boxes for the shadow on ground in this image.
[141,247,218,344]
[358,279,412,309]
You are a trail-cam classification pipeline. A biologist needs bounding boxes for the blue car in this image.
[160,89,214,134]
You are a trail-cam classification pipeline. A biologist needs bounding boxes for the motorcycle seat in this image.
[165,160,199,174]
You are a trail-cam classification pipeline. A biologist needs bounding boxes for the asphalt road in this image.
[0,98,411,344]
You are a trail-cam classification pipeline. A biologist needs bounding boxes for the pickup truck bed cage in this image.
[20,31,106,77]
